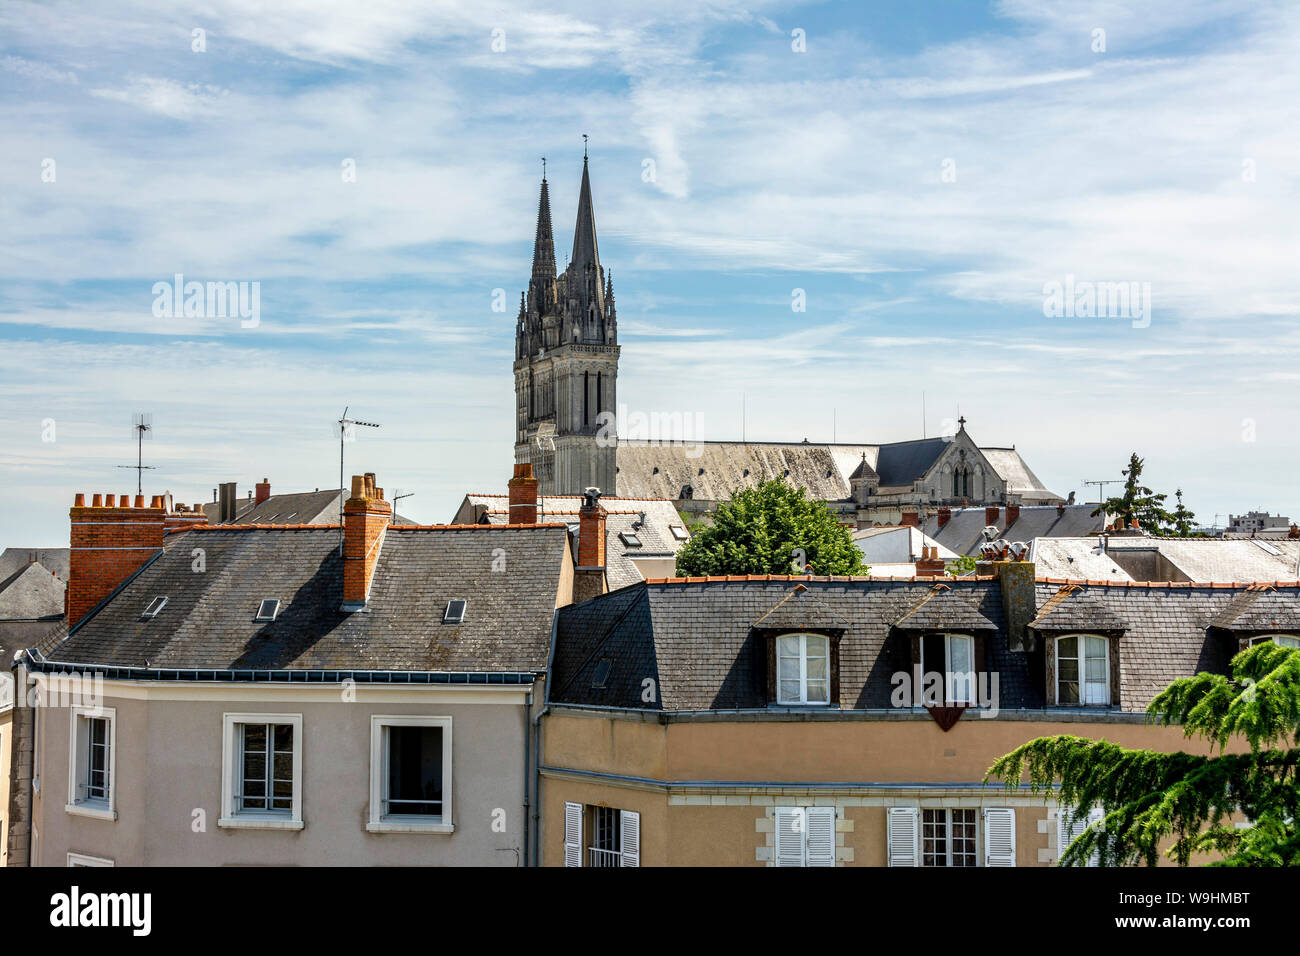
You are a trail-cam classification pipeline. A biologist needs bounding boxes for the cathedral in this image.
[513,155,1063,528]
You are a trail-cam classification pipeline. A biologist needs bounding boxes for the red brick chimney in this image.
[985,505,1000,527]
[1005,503,1020,526]
[900,508,919,528]
[508,463,538,525]
[577,487,606,569]
[67,491,166,627]
[915,545,946,578]
[341,472,391,612]
[255,478,271,505]
[1057,502,1065,517]
[937,506,952,529]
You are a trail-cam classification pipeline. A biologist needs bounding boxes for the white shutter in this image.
[619,810,640,867]
[774,807,805,867]
[1057,805,1099,867]
[805,806,836,867]
[887,807,919,867]
[983,808,1016,867]
[564,801,583,867]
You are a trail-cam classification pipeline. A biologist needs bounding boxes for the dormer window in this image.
[920,633,976,706]
[1248,634,1300,650]
[1056,634,1110,705]
[776,633,830,705]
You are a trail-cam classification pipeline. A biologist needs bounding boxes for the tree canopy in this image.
[674,479,869,577]
[986,642,1300,866]
[1091,452,1178,534]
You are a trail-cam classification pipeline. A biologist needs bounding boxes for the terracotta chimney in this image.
[255,478,272,505]
[900,508,919,528]
[915,545,946,578]
[508,463,539,525]
[341,472,391,612]
[1005,503,1020,527]
[577,487,606,569]
[937,506,952,529]
[67,490,166,627]
[985,505,1000,527]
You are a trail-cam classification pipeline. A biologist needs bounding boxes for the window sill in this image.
[64,803,117,822]
[366,820,454,834]
[218,815,304,830]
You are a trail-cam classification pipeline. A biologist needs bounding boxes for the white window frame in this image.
[65,705,117,821]
[920,806,979,867]
[219,712,304,830]
[1055,633,1111,706]
[1250,634,1300,650]
[775,633,831,706]
[67,851,114,867]
[367,715,453,834]
[774,805,836,867]
[919,633,977,705]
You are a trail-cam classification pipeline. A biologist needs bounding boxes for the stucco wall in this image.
[32,683,536,867]
[542,712,1233,866]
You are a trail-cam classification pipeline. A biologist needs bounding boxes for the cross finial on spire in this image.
[541,156,546,181]
[583,133,588,158]
[958,415,967,429]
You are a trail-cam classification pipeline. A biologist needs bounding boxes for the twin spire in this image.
[530,152,601,281]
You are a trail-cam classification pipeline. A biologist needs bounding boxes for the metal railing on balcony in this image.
[588,847,621,867]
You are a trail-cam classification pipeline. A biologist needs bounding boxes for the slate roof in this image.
[454,494,687,589]
[892,584,998,632]
[1032,536,1300,584]
[613,439,1058,503]
[201,490,417,527]
[1209,589,1300,633]
[0,562,66,621]
[551,577,1286,714]
[36,524,570,673]
[1029,585,1128,632]
[853,525,959,563]
[0,548,69,581]
[924,505,1106,557]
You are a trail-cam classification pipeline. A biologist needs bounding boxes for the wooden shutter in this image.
[774,807,805,867]
[619,810,640,867]
[983,808,1016,866]
[564,801,583,867]
[1057,805,1099,867]
[805,806,836,867]
[887,807,919,866]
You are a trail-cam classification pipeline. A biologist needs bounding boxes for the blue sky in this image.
[2,0,1298,545]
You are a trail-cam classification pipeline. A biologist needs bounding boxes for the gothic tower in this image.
[514,153,620,496]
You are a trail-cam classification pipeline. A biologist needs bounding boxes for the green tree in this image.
[1091,452,1173,533]
[986,642,1300,866]
[946,554,978,577]
[675,479,869,576]
[1170,489,1198,537]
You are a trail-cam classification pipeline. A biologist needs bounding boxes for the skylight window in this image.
[444,600,467,624]
[255,599,280,622]
[141,596,168,619]
[619,532,642,548]
[1254,540,1283,556]
[591,659,613,689]
[670,526,689,541]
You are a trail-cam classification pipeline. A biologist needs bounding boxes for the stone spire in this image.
[528,172,556,317]
[571,154,600,275]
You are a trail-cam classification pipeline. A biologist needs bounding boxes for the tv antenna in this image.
[1081,478,1123,502]
[337,406,381,553]
[117,412,156,494]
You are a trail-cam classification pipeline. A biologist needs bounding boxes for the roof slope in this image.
[0,548,70,581]
[923,505,1105,557]
[42,525,569,672]
[979,448,1060,500]
[0,562,66,621]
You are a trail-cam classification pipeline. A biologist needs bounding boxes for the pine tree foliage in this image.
[1091,452,1174,534]
[986,642,1300,866]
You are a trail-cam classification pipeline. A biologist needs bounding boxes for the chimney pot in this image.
[74,493,86,507]
[134,494,145,508]
[342,473,392,610]
[578,487,606,569]
[255,478,272,505]
[91,494,103,507]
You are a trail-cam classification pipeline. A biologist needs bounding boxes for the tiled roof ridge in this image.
[186,522,568,532]
[468,493,674,502]
[643,574,998,584]
[485,508,667,517]
[1036,576,1300,589]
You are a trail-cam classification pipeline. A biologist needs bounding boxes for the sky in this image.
[1,0,1298,546]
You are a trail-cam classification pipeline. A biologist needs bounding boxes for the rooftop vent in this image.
[444,599,467,624]
[141,596,168,620]
[255,599,280,622]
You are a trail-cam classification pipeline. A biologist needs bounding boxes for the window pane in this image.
[1059,680,1079,704]
[778,679,801,703]
[805,680,829,704]
[777,635,800,658]
[805,636,828,659]
[1277,636,1300,649]
[387,726,443,816]
[1058,636,1078,658]
[949,636,972,674]
[1084,636,1107,660]
[805,656,827,680]
[778,657,800,681]
[1058,658,1078,682]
